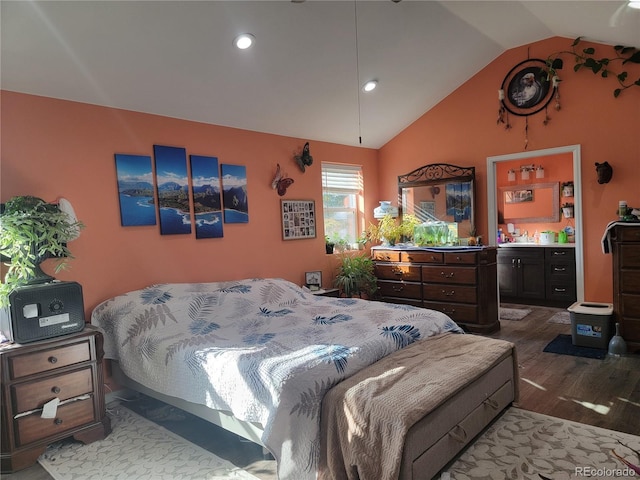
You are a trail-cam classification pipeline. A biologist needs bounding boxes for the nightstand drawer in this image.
[15,397,95,446]
[9,341,91,379]
[12,368,94,413]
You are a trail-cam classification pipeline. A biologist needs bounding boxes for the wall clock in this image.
[500,59,556,117]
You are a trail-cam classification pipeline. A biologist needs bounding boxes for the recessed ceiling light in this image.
[234,33,255,50]
[362,80,378,92]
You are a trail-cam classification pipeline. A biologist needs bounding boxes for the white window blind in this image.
[322,163,363,248]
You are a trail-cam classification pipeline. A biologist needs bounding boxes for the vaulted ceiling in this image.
[2,1,638,148]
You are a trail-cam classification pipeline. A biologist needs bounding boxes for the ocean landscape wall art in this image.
[221,164,249,224]
[114,154,157,226]
[190,155,223,239]
[153,145,192,235]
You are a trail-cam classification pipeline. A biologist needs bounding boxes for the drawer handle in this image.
[442,289,455,297]
[442,308,456,315]
[406,256,414,261]
[449,424,468,444]
[48,356,58,364]
[52,386,61,394]
[392,286,404,292]
[54,418,63,425]
[392,269,404,276]
[554,287,567,292]
[455,256,462,261]
[440,271,455,278]
[431,255,437,261]
[484,398,499,410]
[554,267,566,272]
[553,251,567,256]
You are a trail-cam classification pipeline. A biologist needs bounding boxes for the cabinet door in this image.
[517,255,546,299]
[497,256,518,297]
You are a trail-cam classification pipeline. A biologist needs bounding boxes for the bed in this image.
[91,277,518,480]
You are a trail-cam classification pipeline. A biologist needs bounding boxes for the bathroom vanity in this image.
[497,244,576,307]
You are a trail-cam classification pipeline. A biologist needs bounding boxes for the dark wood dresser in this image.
[372,246,499,333]
[610,224,640,352]
[0,326,111,472]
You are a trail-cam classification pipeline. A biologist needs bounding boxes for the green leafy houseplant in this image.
[0,196,84,306]
[546,37,640,98]
[333,254,378,298]
[367,213,420,246]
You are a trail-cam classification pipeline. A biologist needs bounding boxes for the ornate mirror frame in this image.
[398,163,476,235]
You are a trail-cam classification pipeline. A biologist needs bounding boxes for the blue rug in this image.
[543,334,607,359]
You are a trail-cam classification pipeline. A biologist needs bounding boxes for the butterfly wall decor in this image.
[294,142,313,172]
[272,163,294,196]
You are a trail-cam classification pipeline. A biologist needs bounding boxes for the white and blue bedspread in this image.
[91,278,463,480]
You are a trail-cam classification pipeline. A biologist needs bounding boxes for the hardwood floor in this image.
[5,304,640,479]
[490,303,640,436]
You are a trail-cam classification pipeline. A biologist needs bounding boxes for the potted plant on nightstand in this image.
[0,196,84,306]
[333,254,378,298]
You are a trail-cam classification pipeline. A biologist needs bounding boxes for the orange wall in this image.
[2,36,639,308]
[0,91,379,315]
[378,36,640,303]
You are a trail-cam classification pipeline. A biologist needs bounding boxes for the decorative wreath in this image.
[499,59,556,117]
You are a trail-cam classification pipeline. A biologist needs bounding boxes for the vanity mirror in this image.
[398,163,476,238]
[498,182,560,223]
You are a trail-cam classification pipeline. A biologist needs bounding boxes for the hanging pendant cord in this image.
[354,0,362,144]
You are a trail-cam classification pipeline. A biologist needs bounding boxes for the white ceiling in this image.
[2,1,639,149]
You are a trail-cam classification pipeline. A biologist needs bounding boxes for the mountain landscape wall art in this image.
[153,145,192,235]
[190,155,223,239]
[114,153,157,226]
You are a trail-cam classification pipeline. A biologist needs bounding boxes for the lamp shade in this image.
[374,201,398,219]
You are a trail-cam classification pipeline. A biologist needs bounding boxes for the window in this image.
[322,163,363,248]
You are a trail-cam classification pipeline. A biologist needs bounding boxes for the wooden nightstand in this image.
[0,326,111,473]
[311,288,340,297]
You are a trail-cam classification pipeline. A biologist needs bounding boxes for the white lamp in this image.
[373,201,398,219]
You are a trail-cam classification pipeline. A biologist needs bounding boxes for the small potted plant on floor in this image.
[333,254,378,298]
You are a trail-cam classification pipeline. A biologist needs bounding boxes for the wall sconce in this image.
[536,165,545,179]
[520,166,531,180]
[507,169,516,182]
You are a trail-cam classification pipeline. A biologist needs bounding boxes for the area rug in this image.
[547,311,571,324]
[443,407,640,479]
[500,307,532,321]
[543,334,607,359]
[38,406,260,480]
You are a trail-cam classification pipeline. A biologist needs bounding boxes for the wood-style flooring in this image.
[5,304,640,480]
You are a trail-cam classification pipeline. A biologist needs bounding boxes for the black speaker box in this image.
[2,281,85,344]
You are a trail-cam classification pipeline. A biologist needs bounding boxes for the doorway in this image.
[486,144,584,303]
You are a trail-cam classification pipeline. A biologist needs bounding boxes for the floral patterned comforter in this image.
[91,278,463,480]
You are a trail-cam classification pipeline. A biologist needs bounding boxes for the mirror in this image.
[498,182,560,223]
[399,163,475,238]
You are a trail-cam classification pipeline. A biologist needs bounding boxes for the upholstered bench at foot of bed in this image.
[400,353,516,480]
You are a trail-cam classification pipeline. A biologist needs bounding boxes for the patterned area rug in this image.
[500,307,533,321]
[443,408,640,479]
[547,311,571,324]
[38,406,260,480]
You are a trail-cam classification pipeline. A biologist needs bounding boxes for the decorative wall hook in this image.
[595,161,613,184]
[294,142,313,172]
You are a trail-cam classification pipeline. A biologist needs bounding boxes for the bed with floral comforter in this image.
[91,278,463,480]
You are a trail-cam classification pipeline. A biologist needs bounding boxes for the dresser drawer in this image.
[615,227,640,243]
[9,341,92,380]
[423,301,478,324]
[620,294,640,318]
[422,265,477,285]
[377,280,422,300]
[546,282,576,302]
[372,250,400,262]
[621,270,640,293]
[423,284,477,304]
[12,368,94,414]
[375,264,421,282]
[619,245,640,268]
[15,397,96,446]
[443,252,477,265]
[401,251,443,264]
[545,248,575,262]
